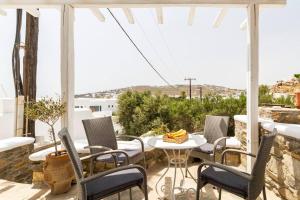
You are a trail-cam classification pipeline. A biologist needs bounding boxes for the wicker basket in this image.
[163,133,188,144]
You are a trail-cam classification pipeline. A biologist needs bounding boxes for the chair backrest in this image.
[82,116,118,154]
[58,128,83,180]
[203,115,229,144]
[249,129,277,198]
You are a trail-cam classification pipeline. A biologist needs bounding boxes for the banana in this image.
[166,129,187,138]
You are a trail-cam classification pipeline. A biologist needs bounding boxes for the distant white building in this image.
[74,98,118,113]
[0,97,119,140]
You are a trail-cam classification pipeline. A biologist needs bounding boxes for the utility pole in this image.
[197,86,203,101]
[184,78,196,100]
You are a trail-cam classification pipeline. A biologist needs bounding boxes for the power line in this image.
[135,17,182,82]
[107,8,174,88]
[150,10,185,77]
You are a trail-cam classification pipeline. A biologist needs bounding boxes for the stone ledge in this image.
[234,115,300,140]
[0,142,34,183]
[259,107,300,124]
[235,118,300,200]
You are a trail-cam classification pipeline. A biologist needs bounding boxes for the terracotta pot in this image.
[295,91,300,109]
[44,150,75,194]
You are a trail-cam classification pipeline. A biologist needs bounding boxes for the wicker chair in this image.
[82,116,146,172]
[58,128,148,200]
[196,129,277,200]
[190,115,230,162]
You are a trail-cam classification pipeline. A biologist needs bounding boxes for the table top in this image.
[147,134,206,150]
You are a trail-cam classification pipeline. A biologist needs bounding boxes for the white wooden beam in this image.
[60,4,75,136]
[246,3,259,172]
[155,7,163,24]
[122,8,134,24]
[24,8,40,17]
[0,8,7,16]
[240,18,247,30]
[212,8,228,28]
[0,0,287,9]
[187,7,196,25]
[90,8,105,22]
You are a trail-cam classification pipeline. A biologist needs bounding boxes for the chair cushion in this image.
[96,149,142,163]
[193,143,222,154]
[86,168,144,199]
[200,166,249,198]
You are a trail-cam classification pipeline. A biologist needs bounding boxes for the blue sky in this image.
[0,1,299,97]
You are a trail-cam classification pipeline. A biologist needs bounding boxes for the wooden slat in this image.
[24,8,40,17]
[122,8,134,24]
[212,8,228,28]
[60,4,75,137]
[90,8,105,21]
[246,3,259,172]
[155,7,163,24]
[187,7,196,25]
[0,0,287,9]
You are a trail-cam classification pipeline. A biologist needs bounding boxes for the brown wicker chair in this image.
[82,117,146,173]
[58,128,148,200]
[196,129,277,200]
[190,115,230,162]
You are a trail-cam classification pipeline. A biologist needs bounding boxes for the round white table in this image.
[147,134,206,200]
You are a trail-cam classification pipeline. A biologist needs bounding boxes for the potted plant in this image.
[295,89,300,109]
[25,97,74,194]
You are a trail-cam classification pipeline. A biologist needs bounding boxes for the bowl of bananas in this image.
[163,129,188,144]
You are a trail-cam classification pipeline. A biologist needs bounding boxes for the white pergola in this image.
[0,0,286,170]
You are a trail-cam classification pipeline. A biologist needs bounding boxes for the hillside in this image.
[270,78,300,95]
[76,84,244,98]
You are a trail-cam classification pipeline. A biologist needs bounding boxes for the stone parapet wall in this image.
[0,143,34,183]
[235,120,300,200]
[259,107,300,124]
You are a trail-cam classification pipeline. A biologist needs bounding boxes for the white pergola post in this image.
[246,3,259,171]
[60,4,75,136]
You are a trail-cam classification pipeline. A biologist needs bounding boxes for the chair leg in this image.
[129,188,132,200]
[263,186,267,200]
[218,188,222,200]
[118,193,121,200]
[196,182,201,200]
[143,182,149,200]
[143,155,147,169]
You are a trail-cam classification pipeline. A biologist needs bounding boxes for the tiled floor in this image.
[0,163,280,200]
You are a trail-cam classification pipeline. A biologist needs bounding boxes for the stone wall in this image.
[259,107,300,124]
[0,143,34,183]
[235,120,300,200]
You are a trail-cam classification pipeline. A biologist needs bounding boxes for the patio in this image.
[0,163,281,200]
[0,0,295,199]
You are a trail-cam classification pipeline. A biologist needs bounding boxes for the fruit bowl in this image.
[163,129,188,144]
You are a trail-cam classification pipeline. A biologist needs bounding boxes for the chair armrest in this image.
[80,150,130,165]
[84,145,112,151]
[212,137,229,162]
[221,149,256,164]
[79,164,147,185]
[198,161,252,181]
[116,135,145,153]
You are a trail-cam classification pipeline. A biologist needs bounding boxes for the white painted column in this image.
[246,3,259,171]
[60,4,75,136]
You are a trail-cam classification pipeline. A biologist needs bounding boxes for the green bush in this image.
[117,91,246,136]
[117,86,293,137]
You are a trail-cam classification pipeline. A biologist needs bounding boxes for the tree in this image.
[23,13,39,137]
[12,9,23,97]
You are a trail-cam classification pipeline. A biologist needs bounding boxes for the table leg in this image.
[155,149,196,200]
[185,149,197,183]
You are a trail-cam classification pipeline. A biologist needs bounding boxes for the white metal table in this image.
[147,134,206,200]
